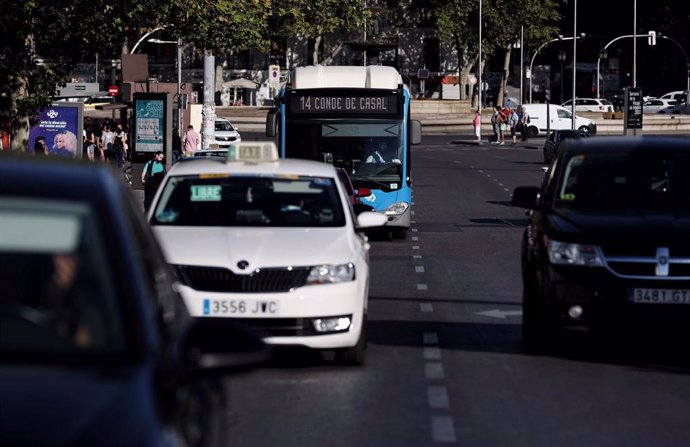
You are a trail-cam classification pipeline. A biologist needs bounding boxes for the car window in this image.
[215,121,235,132]
[557,108,572,119]
[556,152,690,210]
[152,174,346,227]
[0,198,127,357]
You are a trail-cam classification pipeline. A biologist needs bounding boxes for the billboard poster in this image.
[28,103,83,158]
[134,96,164,153]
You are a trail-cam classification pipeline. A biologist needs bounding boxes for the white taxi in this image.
[148,142,387,365]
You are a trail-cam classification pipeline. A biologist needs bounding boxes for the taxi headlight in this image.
[306,263,355,285]
[547,239,604,267]
[385,202,409,216]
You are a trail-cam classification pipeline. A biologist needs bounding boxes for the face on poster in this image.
[135,98,164,153]
[28,105,81,157]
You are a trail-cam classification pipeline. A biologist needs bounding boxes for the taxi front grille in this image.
[175,265,311,293]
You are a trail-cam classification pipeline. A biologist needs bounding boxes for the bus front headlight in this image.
[385,202,409,216]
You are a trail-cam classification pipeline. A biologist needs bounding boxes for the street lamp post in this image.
[597,49,608,99]
[478,0,482,112]
[596,34,654,99]
[558,50,566,103]
[528,34,584,104]
[571,0,577,130]
[657,34,690,90]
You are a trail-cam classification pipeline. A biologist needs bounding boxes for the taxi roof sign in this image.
[227,141,279,163]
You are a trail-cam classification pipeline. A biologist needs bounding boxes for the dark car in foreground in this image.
[542,128,590,164]
[0,154,267,447]
[512,137,690,351]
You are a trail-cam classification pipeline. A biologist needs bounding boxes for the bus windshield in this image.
[284,119,404,187]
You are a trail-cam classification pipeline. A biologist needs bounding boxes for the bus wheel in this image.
[391,228,408,240]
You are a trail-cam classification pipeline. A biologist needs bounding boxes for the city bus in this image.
[266,65,421,239]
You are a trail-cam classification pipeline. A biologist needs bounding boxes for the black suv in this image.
[542,129,590,164]
[513,137,690,349]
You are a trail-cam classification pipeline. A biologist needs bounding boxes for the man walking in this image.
[182,125,199,157]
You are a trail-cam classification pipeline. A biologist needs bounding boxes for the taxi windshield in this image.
[152,174,346,227]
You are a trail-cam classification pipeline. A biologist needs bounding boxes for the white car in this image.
[561,98,613,113]
[213,117,241,147]
[148,142,387,365]
[643,98,677,114]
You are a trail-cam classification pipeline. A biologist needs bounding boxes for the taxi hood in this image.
[154,226,356,271]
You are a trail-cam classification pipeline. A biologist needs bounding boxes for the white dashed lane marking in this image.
[415,266,425,273]
[423,332,439,345]
[417,284,428,291]
[431,416,457,443]
[425,362,445,380]
[427,387,450,409]
[420,303,433,312]
[424,347,442,360]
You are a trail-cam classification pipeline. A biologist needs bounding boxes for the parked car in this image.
[0,153,268,447]
[542,128,590,164]
[659,90,685,102]
[512,136,690,352]
[148,142,388,365]
[561,98,614,113]
[213,117,241,147]
[193,148,229,159]
[520,104,597,138]
[643,98,677,113]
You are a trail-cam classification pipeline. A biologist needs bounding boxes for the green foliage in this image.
[163,0,272,55]
[0,0,162,121]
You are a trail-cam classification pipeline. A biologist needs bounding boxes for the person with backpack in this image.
[508,108,520,145]
[141,151,166,212]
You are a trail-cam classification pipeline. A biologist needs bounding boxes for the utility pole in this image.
[202,50,215,150]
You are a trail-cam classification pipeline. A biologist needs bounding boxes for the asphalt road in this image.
[220,132,690,447]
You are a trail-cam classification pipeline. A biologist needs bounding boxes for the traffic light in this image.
[648,31,657,46]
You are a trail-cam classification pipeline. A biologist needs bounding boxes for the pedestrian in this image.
[182,125,199,157]
[100,124,115,163]
[113,123,128,167]
[473,110,481,144]
[496,106,507,145]
[141,151,166,213]
[519,107,530,142]
[84,124,97,162]
[491,107,500,144]
[509,108,519,145]
[33,136,48,156]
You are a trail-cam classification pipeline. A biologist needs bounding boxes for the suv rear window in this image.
[556,152,690,210]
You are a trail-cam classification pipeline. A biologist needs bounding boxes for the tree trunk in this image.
[459,62,474,101]
[313,35,322,64]
[497,46,512,107]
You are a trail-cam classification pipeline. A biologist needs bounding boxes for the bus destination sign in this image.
[288,92,400,115]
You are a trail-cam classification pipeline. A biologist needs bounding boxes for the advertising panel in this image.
[28,103,83,157]
[134,95,165,153]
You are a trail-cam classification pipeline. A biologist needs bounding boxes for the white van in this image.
[520,104,597,138]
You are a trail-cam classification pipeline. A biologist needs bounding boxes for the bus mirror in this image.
[411,120,422,145]
[265,109,279,137]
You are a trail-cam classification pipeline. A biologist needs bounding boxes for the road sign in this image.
[108,85,119,97]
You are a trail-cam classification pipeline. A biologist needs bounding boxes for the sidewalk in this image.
[215,104,690,135]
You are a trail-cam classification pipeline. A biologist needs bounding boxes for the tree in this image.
[0,0,163,150]
[271,0,366,64]
[163,0,271,56]
[435,0,564,107]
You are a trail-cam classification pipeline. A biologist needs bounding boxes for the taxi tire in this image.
[177,379,227,447]
[334,314,367,366]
